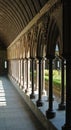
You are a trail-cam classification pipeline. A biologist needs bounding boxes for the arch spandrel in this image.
[24,34,30,58]
[36,19,48,59]
[30,25,38,58]
[22,35,25,59]
[46,15,63,59]
[17,40,20,59]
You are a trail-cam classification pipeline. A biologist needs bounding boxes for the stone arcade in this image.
[0,0,71,130]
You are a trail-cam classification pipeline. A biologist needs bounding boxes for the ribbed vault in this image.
[0,0,47,47]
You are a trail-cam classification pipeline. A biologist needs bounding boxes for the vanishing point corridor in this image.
[0,77,45,130]
[0,0,71,130]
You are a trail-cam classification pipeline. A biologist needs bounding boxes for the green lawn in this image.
[44,70,61,89]
[33,69,66,90]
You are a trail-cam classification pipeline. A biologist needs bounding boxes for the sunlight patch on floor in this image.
[0,80,7,106]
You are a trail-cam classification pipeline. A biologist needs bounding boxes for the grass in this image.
[44,70,61,90]
[32,69,66,90]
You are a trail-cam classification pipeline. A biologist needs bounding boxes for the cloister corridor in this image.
[0,76,65,130]
[0,0,71,130]
[0,76,46,130]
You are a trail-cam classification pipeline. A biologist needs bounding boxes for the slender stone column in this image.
[30,58,35,99]
[24,59,27,90]
[17,60,19,85]
[62,59,71,130]
[23,59,25,90]
[28,59,30,89]
[20,59,22,87]
[11,60,12,78]
[58,59,65,110]
[36,58,43,107]
[10,61,11,76]
[19,59,21,86]
[42,59,46,95]
[62,0,71,129]
[14,60,16,81]
[46,58,56,119]
[15,59,17,82]
[17,60,19,83]
[20,59,22,88]
[36,60,39,91]
[21,59,24,89]
[12,60,14,79]
[25,58,29,93]
[16,60,18,83]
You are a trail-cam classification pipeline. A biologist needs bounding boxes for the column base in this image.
[62,124,71,130]
[36,100,43,107]
[58,103,66,110]
[48,97,55,101]
[25,89,29,93]
[46,109,56,119]
[21,85,24,89]
[42,90,46,95]
[16,80,18,84]
[30,93,35,99]
[14,78,16,81]
[19,83,21,86]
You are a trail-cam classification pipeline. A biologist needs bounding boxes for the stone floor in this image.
[21,82,65,130]
[32,96,65,130]
[31,92,65,130]
[0,76,46,130]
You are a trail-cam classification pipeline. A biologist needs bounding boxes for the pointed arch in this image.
[46,16,63,58]
[36,27,46,58]
[30,26,38,58]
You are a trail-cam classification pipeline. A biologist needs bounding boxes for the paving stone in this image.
[0,77,46,130]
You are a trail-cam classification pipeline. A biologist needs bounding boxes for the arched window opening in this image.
[53,43,61,102]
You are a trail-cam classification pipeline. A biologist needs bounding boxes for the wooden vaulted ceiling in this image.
[0,0,48,48]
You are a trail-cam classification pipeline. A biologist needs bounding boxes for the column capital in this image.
[36,56,43,60]
[62,54,71,61]
[30,57,35,60]
[24,57,29,61]
[46,55,55,60]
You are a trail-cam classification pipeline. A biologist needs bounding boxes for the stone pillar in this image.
[10,61,11,76]
[30,58,35,99]
[16,60,19,83]
[20,59,22,88]
[12,60,14,79]
[20,59,22,87]
[21,59,24,89]
[16,60,18,82]
[36,58,43,107]
[28,59,30,89]
[15,59,17,82]
[58,59,65,110]
[17,60,19,85]
[46,58,56,119]
[23,59,25,90]
[62,59,71,130]
[19,59,21,86]
[11,60,12,78]
[62,1,71,129]
[24,59,27,90]
[42,59,46,95]
[36,60,39,91]
[14,60,16,81]
[25,58,29,93]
